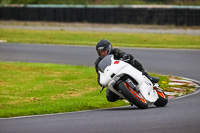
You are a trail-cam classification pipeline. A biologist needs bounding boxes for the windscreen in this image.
[98,55,112,72]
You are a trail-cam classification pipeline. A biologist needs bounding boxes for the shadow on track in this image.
[103,106,159,111]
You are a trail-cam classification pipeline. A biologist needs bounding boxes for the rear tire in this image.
[154,91,168,107]
[118,81,148,109]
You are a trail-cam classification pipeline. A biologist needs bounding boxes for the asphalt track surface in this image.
[0,43,200,133]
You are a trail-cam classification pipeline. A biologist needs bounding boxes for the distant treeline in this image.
[0,0,200,5]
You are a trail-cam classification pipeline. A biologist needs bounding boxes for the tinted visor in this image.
[97,49,108,57]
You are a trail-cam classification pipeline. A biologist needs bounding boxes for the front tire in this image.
[118,81,148,109]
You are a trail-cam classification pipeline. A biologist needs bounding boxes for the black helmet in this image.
[96,39,113,58]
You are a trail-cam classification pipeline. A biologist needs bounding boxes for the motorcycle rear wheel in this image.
[118,81,148,109]
[154,91,168,107]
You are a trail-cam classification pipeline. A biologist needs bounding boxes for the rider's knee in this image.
[106,89,119,102]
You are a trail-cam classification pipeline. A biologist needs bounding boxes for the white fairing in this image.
[99,55,158,103]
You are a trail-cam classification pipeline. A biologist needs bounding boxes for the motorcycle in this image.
[98,55,168,109]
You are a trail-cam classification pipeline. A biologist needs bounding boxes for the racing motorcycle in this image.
[98,55,168,109]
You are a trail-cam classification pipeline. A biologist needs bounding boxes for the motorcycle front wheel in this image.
[118,81,148,109]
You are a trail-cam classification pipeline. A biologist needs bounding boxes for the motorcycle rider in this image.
[95,39,159,102]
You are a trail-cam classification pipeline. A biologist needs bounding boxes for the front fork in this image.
[125,78,140,92]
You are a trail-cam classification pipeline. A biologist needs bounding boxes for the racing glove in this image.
[122,53,133,62]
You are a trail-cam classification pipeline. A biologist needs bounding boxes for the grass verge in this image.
[0,62,170,118]
[0,28,200,49]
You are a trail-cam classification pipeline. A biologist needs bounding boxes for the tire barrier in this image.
[0,6,200,26]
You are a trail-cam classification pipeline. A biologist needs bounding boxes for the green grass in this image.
[0,62,127,118]
[0,62,170,118]
[0,28,200,49]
